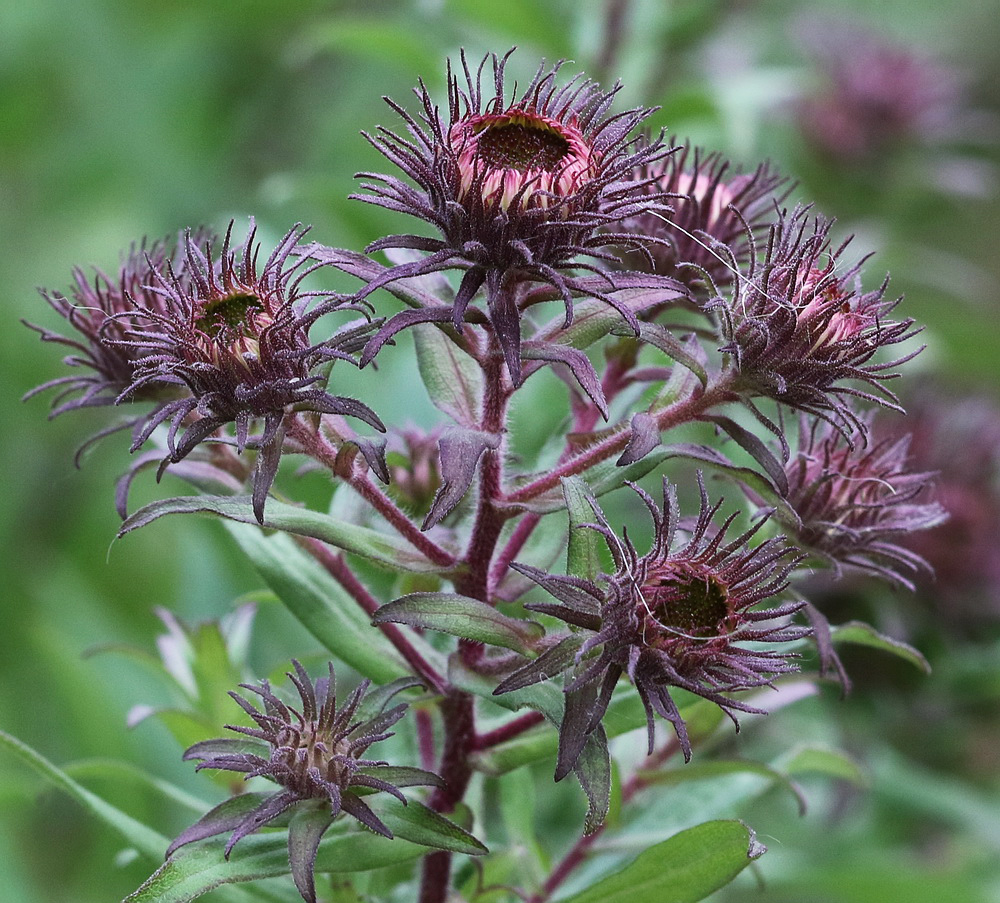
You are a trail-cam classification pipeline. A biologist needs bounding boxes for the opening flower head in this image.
[716,205,921,436]
[24,229,212,422]
[113,220,384,522]
[784,415,948,589]
[168,661,439,903]
[618,144,788,296]
[343,49,681,382]
[496,474,806,772]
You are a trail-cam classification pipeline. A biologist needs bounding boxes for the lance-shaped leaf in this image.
[522,341,608,419]
[831,620,931,674]
[562,476,602,582]
[367,797,487,855]
[373,592,543,653]
[650,333,709,412]
[288,805,335,903]
[635,321,708,386]
[423,429,501,529]
[574,725,611,835]
[558,820,764,903]
[225,524,424,684]
[413,323,483,427]
[616,412,661,466]
[120,494,450,573]
[492,634,588,695]
[702,414,789,494]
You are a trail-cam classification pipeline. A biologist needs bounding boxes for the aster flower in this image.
[339,49,681,382]
[618,144,788,295]
[781,415,947,590]
[168,661,440,903]
[112,220,384,522]
[715,205,921,436]
[23,229,211,441]
[496,475,806,772]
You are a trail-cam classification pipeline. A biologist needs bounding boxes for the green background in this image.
[2,1,999,900]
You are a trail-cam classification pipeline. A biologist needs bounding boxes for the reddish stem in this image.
[297,537,447,695]
[473,710,545,750]
[507,382,729,504]
[287,415,457,569]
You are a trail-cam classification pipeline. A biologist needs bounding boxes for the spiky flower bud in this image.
[496,475,806,772]
[24,229,211,418]
[168,661,440,903]
[619,145,787,295]
[339,49,682,382]
[715,205,921,434]
[111,220,384,521]
[782,416,947,589]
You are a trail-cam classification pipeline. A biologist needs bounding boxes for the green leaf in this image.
[562,476,601,582]
[225,523,418,684]
[125,825,428,903]
[120,495,448,574]
[831,620,931,674]
[413,323,483,427]
[0,728,167,860]
[369,797,487,855]
[638,760,807,816]
[575,727,611,835]
[636,321,708,387]
[373,592,544,652]
[559,820,764,903]
[778,745,868,787]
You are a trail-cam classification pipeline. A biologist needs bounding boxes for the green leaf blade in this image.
[559,820,764,903]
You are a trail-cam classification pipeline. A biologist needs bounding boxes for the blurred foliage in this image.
[3,0,999,900]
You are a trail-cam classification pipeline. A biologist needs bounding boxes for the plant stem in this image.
[473,710,545,750]
[296,537,448,694]
[287,415,457,569]
[507,381,730,504]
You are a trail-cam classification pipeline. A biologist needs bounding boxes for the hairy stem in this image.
[507,380,731,504]
[287,415,456,569]
[296,537,448,694]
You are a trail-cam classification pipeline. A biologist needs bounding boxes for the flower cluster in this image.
[497,476,805,771]
[169,661,439,903]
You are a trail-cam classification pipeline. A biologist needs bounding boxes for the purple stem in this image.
[297,537,447,695]
[287,415,457,569]
[507,382,730,504]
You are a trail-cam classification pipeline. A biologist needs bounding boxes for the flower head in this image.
[346,49,680,381]
[496,475,805,771]
[781,416,947,590]
[716,205,921,435]
[168,661,438,903]
[618,144,788,295]
[24,229,211,420]
[115,220,384,522]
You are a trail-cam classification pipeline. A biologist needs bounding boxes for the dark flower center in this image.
[474,118,571,173]
[196,293,263,337]
[642,570,730,637]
